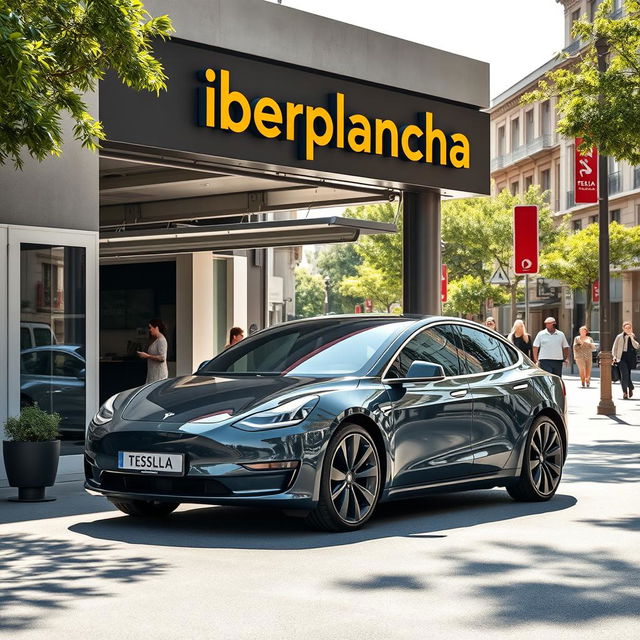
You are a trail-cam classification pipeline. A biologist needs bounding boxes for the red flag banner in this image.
[592,280,600,304]
[575,137,598,204]
[513,205,539,275]
[441,264,448,303]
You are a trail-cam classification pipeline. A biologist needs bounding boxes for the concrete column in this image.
[403,191,441,315]
[176,252,215,375]
[230,254,248,332]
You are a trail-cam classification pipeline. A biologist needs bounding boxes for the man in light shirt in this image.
[532,317,570,377]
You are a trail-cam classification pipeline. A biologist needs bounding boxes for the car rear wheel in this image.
[507,416,564,502]
[306,423,382,532]
[108,499,180,517]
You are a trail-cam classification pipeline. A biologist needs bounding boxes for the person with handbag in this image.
[573,325,596,388]
[612,321,639,399]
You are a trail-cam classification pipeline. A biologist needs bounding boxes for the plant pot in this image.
[2,440,60,502]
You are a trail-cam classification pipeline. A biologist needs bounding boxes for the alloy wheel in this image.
[329,432,380,524]
[528,420,563,496]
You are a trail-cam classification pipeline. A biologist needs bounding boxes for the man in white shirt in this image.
[532,317,570,377]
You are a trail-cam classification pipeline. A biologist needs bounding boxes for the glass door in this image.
[0,227,7,440]
[8,227,98,467]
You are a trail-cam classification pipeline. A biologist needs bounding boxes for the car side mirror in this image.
[78,368,86,379]
[384,361,446,384]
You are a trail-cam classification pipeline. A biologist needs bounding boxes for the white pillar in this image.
[231,254,248,332]
[176,252,215,375]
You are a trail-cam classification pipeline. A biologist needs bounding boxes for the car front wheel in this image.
[108,499,180,517]
[306,423,382,532]
[507,416,564,502]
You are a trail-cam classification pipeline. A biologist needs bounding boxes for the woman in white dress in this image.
[137,318,169,383]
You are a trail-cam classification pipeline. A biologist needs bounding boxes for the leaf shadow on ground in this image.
[447,541,640,626]
[563,439,640,483]
[69,491,577,551]
[0,533,167,632]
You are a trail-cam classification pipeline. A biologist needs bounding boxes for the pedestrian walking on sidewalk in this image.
[532,316,570,377]
[573,325,596,388]
[612,321,639,399]
[484,317,497,332]
[508,319,533,359]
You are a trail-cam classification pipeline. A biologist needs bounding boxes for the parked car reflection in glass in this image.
[20,345,86,432]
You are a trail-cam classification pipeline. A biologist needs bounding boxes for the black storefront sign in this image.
[101,39,489,194]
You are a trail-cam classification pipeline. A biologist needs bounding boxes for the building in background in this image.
[489,0,639,337]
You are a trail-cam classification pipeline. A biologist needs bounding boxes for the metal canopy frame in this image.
[99,216,397,257]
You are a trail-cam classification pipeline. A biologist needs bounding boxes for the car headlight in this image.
[92,394,119,426]
[233,395,320,430]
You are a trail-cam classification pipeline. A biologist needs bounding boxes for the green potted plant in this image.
[2,405,61,502]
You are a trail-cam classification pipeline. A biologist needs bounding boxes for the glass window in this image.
[201,318,413,376]
[386,325,465,378]
[524,175,533,191]
[511,118,520,151]
[20,244,86,455]
[525,110,534,144]
[541,101,551,137]
[610,209,621,223]
[457,325,517,374]
[511,181,519,196]
[497,125,506,156]
[573,219,583,232]
[20,327,30,350]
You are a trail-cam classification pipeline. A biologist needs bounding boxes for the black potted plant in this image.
[2,405,61,502]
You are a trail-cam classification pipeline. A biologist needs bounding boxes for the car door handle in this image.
[450,389,468,398]
[512,382,528,390]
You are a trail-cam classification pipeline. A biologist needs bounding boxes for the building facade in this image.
[489,0,639,338]
[0,0,489,484]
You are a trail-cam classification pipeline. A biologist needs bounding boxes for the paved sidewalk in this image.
[1,374,638,639]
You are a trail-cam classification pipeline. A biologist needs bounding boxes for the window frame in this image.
[381,321,522,382]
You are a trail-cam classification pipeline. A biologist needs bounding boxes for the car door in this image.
[455,324,531,475]
[385,324,474,487]
[49,351,86,429]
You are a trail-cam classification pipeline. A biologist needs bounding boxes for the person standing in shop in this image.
[137,318,169,383]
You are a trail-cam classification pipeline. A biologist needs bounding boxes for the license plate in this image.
[118,451,184,475]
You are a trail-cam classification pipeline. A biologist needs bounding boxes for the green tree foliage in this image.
[340,202,402,311]
[0,1,173,168]
[443,275,509,318]
[541,222,640,324]
[339,264,401,313]
[295,266,325,318]
[442,186,564,320]
[316,243,362,313]
[523,0,640,163]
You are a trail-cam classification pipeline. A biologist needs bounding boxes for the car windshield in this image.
[199,318,413,376]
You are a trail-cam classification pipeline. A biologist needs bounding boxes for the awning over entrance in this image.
[99,216,396,257]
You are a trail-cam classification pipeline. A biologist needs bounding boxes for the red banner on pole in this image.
[592,280,600,304]
[575,137,598,204]
[441,264,448,303]
[513,205,539,275]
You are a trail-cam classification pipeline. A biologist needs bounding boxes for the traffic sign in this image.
[490,265,510,285]
[575,137,598,204]
[441,264,448,303]
[513,205,539,275]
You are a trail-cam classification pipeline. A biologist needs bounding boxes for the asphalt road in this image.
[1,375,638,639]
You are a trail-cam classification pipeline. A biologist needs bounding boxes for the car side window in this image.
[53,353,84,378]
[457,325,515,373]
[387,325,465,378]
[21,351,52,376]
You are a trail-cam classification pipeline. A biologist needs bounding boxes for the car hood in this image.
[120,374,328,423]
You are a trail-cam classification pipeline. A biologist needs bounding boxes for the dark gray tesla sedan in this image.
[85,315,567,531]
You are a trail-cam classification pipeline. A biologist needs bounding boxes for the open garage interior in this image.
[97,149,398,410]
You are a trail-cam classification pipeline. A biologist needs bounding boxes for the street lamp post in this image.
[324,276,331,315]
[596,36,616,416]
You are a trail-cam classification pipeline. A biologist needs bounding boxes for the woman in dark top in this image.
[508,319,533,359]
[612,321,639,399]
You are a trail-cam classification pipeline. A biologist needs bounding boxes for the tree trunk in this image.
[585,282,593,328]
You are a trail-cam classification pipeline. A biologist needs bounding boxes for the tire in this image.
[306,423,382,532]
[108,499,180,517]
[507,415,564,502]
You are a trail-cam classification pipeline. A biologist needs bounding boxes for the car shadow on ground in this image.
[69,490,577,551]
[0,533,168,632]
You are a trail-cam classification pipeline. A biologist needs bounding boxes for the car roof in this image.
[21,345,84,356]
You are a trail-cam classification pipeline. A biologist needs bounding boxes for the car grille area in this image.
[99,471,232,497]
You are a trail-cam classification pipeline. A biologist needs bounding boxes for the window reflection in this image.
[20,244,86,455]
